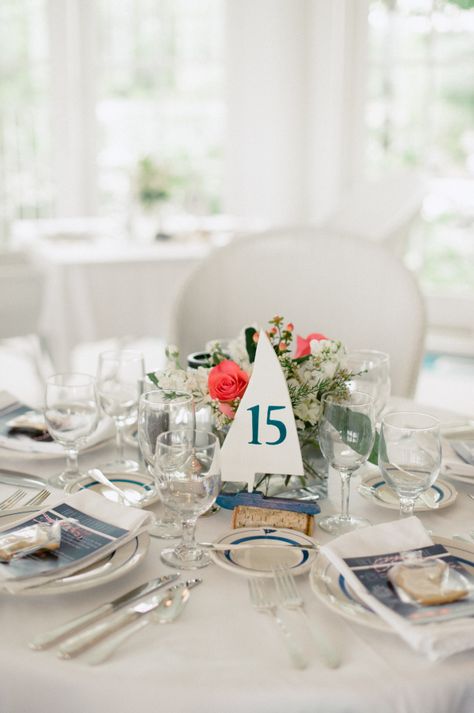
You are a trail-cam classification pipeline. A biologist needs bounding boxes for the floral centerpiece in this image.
[148,316,353,497]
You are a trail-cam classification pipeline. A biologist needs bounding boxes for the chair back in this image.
[170,227,426,397]
[0,261,44,339]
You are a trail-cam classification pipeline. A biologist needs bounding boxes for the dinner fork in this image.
[247,577,308,670]
[0,489,26,510]
[273,567,341,669]
[24,489,50,508]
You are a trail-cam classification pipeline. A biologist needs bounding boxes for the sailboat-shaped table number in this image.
[220,330,304,491]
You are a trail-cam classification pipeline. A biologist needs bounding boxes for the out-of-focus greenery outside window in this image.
[367,0,474,294]
[0,0,53,229]
[97,0,225,219]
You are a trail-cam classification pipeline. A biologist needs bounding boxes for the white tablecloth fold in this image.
[320,517,474,661]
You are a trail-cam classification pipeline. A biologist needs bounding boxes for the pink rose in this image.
[295,332,328,358]
[208,360,249,406]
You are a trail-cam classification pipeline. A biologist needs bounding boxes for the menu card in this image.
[0,490,152,593]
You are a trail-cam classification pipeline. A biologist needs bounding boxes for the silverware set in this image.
[29,573,202,665]
[248,568,340,670]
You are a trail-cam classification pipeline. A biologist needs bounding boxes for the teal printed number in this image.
[247,405,287,446]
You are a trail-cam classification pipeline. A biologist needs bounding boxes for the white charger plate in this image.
[65,471,159,507]
[359,475,457,511]
[1,532,150,596]
[210,527,317,577]
[310,536,474,632]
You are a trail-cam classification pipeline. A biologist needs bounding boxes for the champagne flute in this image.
[154,429,221,569]
[96,350,144,473]
[318,391,375,534]
[138,389,195,538]
[346,350,391,424]
[44,373,99,488]
[379,412,441,517]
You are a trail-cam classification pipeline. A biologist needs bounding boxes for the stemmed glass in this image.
[138,389,195,538]
[378,412,442,517]
[318,392,375,534]
[346,350,391,425]
[96,350,144,473]
[154,429,221,569]
[44,373,99,489]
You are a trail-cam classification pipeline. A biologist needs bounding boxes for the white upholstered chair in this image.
[324,171,425,257]
[169,228,426,397]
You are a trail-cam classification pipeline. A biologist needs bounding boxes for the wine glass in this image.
[96,350,144,473]
[346,350,391,424]
[318,391,375,534]
[44,373,99,489]
[378,411,442,517]
[154,429,221,569]
[138,389,195,538]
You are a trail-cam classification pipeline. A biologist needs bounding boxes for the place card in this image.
[221,330,303,490]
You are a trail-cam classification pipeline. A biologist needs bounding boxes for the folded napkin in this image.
[0,489,152,593]
[0,391,113,455]
[320,517,474,661]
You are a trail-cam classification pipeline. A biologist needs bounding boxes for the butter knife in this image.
[198,541,320,552]
[58,579,201,659]
[29,573,180,650]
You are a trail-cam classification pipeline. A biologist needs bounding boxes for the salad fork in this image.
[273,566,341,669]
[248,577,308,670]
[24,489,50,508]
[0,489,26,510]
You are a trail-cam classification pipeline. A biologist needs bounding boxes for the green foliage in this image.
[245,327,257,363]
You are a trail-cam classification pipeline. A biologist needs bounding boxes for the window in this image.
[0,0,226,236]
[366,0,474,298]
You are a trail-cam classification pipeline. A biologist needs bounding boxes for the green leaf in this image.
[245,327,257,363]
[146,371,160,387]
[368,431,380,466]
[324,403,375,457]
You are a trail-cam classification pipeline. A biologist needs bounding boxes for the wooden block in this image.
[232,505,314,535]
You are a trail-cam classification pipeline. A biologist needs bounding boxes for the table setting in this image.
[0,316,473,713]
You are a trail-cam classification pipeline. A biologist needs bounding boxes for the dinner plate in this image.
[0,417,114,460]
[310,536,474,632]
[3,532,150,596]
[358,475,457,511]
[65,471,159,507]
[210,527,317,577]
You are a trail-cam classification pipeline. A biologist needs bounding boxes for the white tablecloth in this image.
[27,239,212,371]
[0,401,473,713]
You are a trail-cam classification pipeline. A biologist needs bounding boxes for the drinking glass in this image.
[378,411,442,517]
[318,391,375,534]
[154,430,221,569]
[96,350,144,472]
[44,373,99,489]
[138,389,195,538]
[346,350,391,424]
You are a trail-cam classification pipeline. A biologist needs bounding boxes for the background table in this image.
[0,400,473,713]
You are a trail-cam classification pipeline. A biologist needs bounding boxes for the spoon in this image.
[85,583,196,665]
[88,468,142,507]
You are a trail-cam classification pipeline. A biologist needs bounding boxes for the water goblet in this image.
[378,411,442,517]
[318,391,376,534]
[96,349,144,472]
[154,429,221,569]
[346,349,391,424]
[138,389,195,538]
[44,373,99,489]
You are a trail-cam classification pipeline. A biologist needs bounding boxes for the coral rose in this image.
[295,332,328,358]
[208,360,249,405]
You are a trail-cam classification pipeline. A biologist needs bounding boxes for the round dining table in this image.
[0,397,473,713]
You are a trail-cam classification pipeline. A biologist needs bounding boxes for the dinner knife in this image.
[29,573,180,650]
[58,578,202,659]
[198,541,320,552]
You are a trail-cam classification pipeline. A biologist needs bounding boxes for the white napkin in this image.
[0,489,152,593]
[320,517,474,661]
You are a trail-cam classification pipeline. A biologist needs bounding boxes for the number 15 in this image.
[247,404,287,446]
